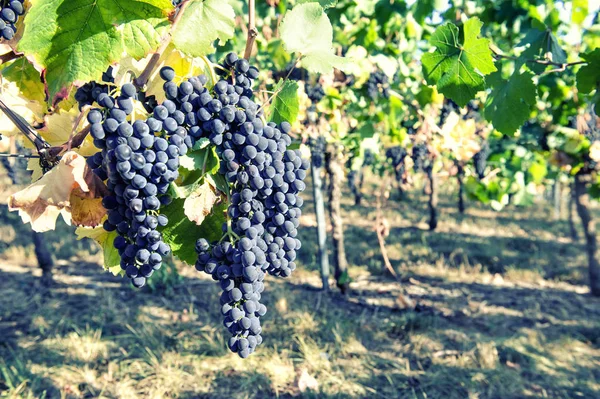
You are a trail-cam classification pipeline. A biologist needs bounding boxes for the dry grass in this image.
[0,171,599,398]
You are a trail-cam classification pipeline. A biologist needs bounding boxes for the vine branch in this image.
[0,51,21,65]
[490,47,587,71]
[243,0,257,60]
[134,0,191,88]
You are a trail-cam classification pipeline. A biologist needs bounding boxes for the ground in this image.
[0,172,599,399]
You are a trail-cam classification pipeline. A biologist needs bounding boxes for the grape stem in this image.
[199,55,219,88]
[243,0,257,60]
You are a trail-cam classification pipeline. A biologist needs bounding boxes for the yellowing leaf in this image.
[70,188,107,227]
[117,45,211,104]
[0,79,44,137]
[183,180,219,225]
[8,151,107,232]
[76,226,122,275]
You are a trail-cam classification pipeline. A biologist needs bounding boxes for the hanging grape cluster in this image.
[412,144,429,172]
[305,83,325,104]
[0,0,24,41]
[473,140,489,179]
[309,135,326,168]
[386,146,407,182]
[363,149,375,166]
[365,70,390,101]
[87,80,188,288]
[188,52,308,358]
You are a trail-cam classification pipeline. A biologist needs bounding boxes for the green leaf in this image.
[577,50,600,111]
[0,58,46,104]
[518,27,567,74]
[179,145,219,173]
[577,49,600,95]
[422,18,497,107]
[18,0,172,100]
[269,79,299,124]
[159,198,226,265]
[484,70,537,135]
[296,0,338,9]
[172,0,235,57]
[280,2,349,74]
[75,227,123,276]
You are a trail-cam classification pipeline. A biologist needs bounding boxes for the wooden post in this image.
[325,144,349,294]
[573,174,600,296]
[311,158,330,291]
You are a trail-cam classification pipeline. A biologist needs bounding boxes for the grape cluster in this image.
[0,0,24,41]
[347,169,362,201]
[363,149,375,166]
[365,70,390,101]
[473,140,489,179]
[189,52,308,358]
[305,83,325,104]
[386,146,407,181]
[412,144,428,172]
[309,135,326,168]
[75,67,116,110]
[439,100,456,126]
[88,81,186,288]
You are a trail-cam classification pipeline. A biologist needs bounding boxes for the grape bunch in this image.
[439,100,457,126]
[0,0,24,41]
[363,149,375,166]
[347,169,362,201]
[305,83,325,104]
[88,80,189,288]
[309,135,326,168]
[412,144,428,172]
[187,52,308,358]
[365,70,390,101]
[386,146,407,181]
[75,67,116,110]
[473,140,489,179]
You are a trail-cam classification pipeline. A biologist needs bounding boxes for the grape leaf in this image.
[280,3,349,74]
[172,0,235,57]
[159,198,226,265]
[75,227,122,275]
[269,79,299,124]
[421,18,497,107]
[183,179,221,225]
[484,70,537,135]
[70,187,107,227]
[296,0,338,9]
[0,58,45,104]
[35,108,97,157]
[18,0,172,100]
[179,144,219,172]
[8,152,107,232]
[576,49,600,110]
[518,27,567,74]
[0,79,45,137]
